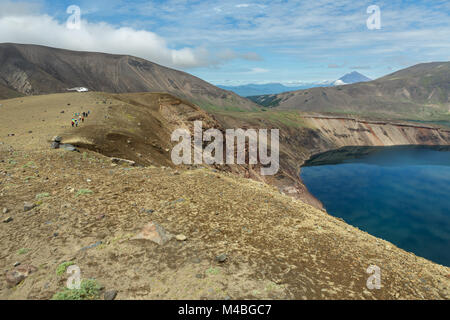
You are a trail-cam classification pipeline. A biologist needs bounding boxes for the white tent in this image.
[67,87,89,92]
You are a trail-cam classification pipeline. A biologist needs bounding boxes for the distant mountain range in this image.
[218,82,330,97]
[0,43,259,111]
[248,62,450,119]
[219,72,371,97]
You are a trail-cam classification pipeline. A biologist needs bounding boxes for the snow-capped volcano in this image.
[333,71,371,86]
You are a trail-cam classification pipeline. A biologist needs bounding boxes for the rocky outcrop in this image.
[303,116,450,149]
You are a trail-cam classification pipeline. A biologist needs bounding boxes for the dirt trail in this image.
[0,93,449,300]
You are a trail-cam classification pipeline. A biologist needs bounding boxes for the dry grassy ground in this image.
[0,93,449,300]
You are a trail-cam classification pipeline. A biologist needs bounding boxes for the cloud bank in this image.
[0,0,261,69]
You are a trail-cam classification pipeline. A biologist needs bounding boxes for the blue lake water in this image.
[300,146,450,267]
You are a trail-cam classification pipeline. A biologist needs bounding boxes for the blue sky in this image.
[1,0,449,85]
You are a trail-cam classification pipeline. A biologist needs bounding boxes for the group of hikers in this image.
[71,111,90,127]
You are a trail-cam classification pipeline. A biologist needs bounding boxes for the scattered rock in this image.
[3,217,13,223]
[140,209,154,214]
[2,207,9,214]
[24,202,35,212]
[175,234,187,241]
[80,241,103,251]
[111,157,136,166]
[60,144,79,152]
[216,254,227,263]
[167,198,185,206]
[52,136,62,143]
[104,290,118,300]
[5,265,38,288]
[131,222,172,245]
[50,142,60,149]
[13,262,20,267]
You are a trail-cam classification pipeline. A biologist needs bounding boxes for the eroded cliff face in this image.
[272,115,450,209]
[304,116,450,148]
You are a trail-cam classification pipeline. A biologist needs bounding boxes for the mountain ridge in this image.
[248,62,450,120]
[0,43,259,111]
[219,72,371,97]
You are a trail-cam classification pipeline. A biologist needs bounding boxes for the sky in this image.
[0,0,449,86]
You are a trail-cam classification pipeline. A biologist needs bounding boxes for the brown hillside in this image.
[0,92,449,300]
[0,43,259,111]
[253,62,450,120]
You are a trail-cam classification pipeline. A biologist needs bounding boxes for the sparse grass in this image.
[17,248,30,255]
[56,261,75,276]
[265,282,280,292]
[51,279,103,300]
[36,192,50,199]
[24,176,34,182]
[213,109,311,129]
[22,161,37,168]
[206,267,220,275]
[75,189,93,197]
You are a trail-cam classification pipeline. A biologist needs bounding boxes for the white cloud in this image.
[0,13,212,69]
[0,1,261,70]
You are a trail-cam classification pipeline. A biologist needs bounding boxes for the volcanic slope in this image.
[0,92,449,300]
[0,43,258,111]
[252,62,450,120]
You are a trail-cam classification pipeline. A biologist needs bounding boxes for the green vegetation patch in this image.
[56,261,75,276]
[51,279,102,300]
[22,161,37,168]
[36,192,50,199]
[75,189,94,197]
[17,248,30,255]
[206,267,220,275]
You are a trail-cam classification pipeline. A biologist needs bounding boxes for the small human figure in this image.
[71,119,74,127]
